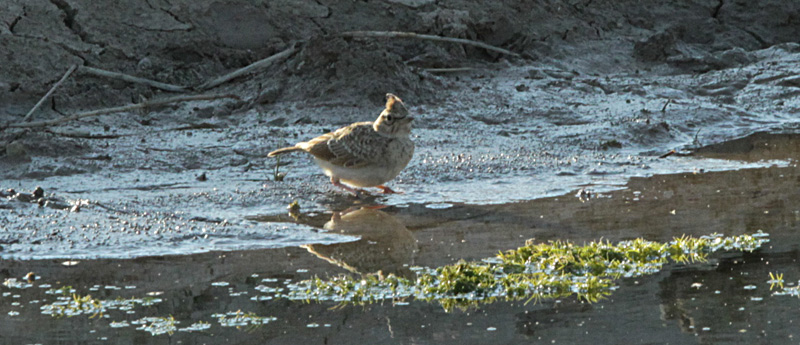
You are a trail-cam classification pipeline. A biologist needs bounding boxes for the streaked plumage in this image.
[268,93,414,194]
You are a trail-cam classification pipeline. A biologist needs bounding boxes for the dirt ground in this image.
[2,0,800,258]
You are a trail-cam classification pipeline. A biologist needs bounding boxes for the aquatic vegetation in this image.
[766,272,800,298]
[768,272,785,290]
[2,278,33,289]
[282,232,769,311]
[40,293,164,318]
[273,155,286,181]
[288,200,302,220]
[213,310,277,331]
[133,316,178,336]
[44,286,76,295]
[179,321,212,332]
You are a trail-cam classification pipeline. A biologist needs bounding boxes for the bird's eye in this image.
[386,115,393,121]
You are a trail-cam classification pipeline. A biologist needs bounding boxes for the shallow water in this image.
[2,132,800,344]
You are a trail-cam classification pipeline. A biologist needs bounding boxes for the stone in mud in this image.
[33,186,44,199]
[229,157,249,167]
[4,141,31,163]
[53,165,86,176]
[385,0,434,8]
[634,31,678,62]
[527,69,547,80]
[266,117,287,127]
[254,87,282,105]
[194,106,216,119]
[137,57,154,71]
[600,140,623,150]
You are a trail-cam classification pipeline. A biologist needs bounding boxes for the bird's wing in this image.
[300,122,381,168]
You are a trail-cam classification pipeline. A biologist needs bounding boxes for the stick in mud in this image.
[22,64,78,123]
[8,94,240,129]
[424,67,475,73]
[79,66,188,93]
[196,44,299,90]
[661,98,671,112]
[339,31,520,57]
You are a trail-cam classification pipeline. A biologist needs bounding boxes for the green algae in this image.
[40,293,163,318]
[768,272,800,298]
[133,316,178,336]
[213,310,277,331]
[282,232,769,311]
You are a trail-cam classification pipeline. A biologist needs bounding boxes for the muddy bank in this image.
[3,2,800,343]
[2,0,800,259]
[1,141,799,343]
[2,0,800,109]
[2,46,800,258]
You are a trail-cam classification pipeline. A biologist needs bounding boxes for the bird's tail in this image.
[268,146,302,157]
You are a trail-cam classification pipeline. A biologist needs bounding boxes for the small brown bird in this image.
[268,93,415,195]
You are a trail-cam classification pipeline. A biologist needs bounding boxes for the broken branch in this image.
[339,31,520,57]
[424,67,475,73]
[22,64,78,122]
[80,66,188,92]
[8,94,239,129]
[660,98,671,112]
[197,44,299,90]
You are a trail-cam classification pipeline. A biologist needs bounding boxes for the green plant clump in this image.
[281,232,769,311]
[41,293,164,318]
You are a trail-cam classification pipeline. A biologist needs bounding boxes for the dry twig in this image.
[8,94,239,129]
[22,64,78,122]
[80,66,188,92]
[197,44,299,90]
[339,31,520,57]
[423,67,475,73]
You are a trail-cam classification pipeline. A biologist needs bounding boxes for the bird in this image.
[268,93,415,195]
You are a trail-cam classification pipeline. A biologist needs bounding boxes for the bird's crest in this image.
[384,93,407,117]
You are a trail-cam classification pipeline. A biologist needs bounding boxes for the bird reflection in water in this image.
[302,207,418,279]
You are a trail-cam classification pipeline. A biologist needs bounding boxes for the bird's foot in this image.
[376,185,402,194]
[331,177,368,197]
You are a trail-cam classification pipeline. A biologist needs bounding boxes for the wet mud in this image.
[3,0,800,343]
[3,46,800,258]
[2,1,800,259]
[1,133,799,344]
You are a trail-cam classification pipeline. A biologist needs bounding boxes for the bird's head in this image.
[374,93,413,137]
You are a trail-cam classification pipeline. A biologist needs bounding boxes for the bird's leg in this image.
[330,177,363,196]
[376,185,402,194]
